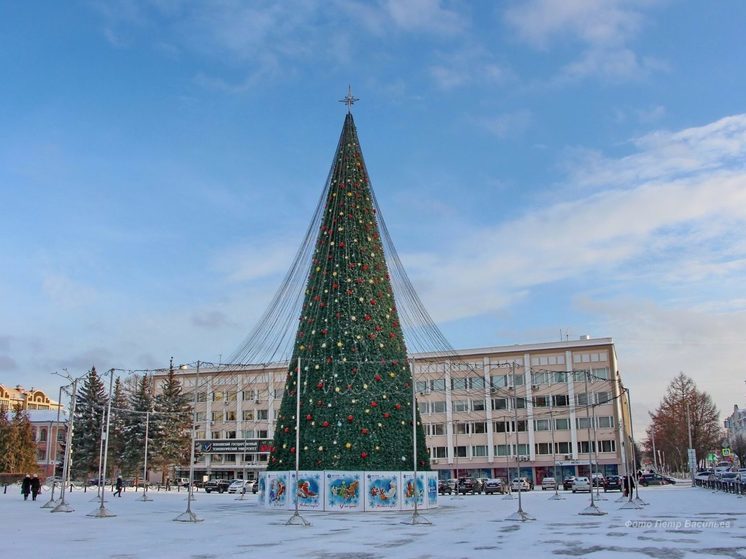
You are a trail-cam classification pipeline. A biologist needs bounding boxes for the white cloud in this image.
[405,114,746,323]
[504,0,643,49]
[503,0,663,83]
[473,109,533,138]
[429,47,514,90]
[382,0,467,35]
[213,240,299,284]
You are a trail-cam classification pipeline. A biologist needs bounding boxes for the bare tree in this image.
[645,373,722,472]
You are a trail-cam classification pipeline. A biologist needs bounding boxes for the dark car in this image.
[204,479,232,493]
[639,473,675,486]
[563,476,576,490]
[457,477,482,494]
[603,475,623,492]
[438,479,455,495]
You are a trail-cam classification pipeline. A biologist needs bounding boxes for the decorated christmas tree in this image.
[268,109,430,472]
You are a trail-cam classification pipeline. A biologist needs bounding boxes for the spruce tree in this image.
[71,367,107,480]
[152,359,192,481]
[268,113,430,472]
[122,375,154,476]
[107,377,129,478]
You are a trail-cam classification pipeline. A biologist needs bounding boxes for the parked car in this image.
[483,478,505,494]
[457,477,482,494]
[438,479,456,495]
[204,479,232,493]
[174,477,191,488]
[603,475,623,492]
[510,477,532,491]
[639,473,675,486]
[227,480,255,494]
[563,476,576,491]
[591,473,605,487]
[541,477,557,491]
[572,476,591,493]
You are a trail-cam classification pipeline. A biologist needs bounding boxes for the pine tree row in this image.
[71,362,192,483]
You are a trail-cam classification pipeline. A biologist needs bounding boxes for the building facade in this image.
[28,410,67,478]
[155,337,629,485]
[0,384,62,412]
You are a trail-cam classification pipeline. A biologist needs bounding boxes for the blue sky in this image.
[2,0,745,429]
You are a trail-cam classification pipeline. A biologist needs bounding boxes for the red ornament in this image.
[306,414,313,421]
[290,447,296,454]
[347,415,354,422]
[383,412,391,418]
[374,374,382,381]
[370,299,377,305]
[361,452,368,459]
[317,381,325,389]
[370,401,378,407]
[361,428,369,435]
[395,403,401,410]
[322,421,330,428]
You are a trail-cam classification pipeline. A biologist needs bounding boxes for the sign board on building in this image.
[195,439,272,454]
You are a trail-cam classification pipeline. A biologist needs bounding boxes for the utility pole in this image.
[686,400,695,483]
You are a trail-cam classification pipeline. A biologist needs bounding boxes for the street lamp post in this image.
[579,370,605,516]
[52,378,78,513]
[175,361,203,522]
[89,369,116,517]
[506,361,534,521]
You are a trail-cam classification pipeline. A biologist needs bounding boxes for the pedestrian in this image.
[114,476,123,497]
[30,475,41,501]
[21,474,31,501]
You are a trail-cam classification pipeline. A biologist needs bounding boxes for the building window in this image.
[212,391,224,402]
[592,367,610,380]
[225,411,237,421]
[452,400,469,413]
[432,446,447,458]
[256,410,268,420]
[534,396,550,407]
[534,419,550,431]
[595,391,611,404]
[197,392,207,403]
[597,416,614,429]
[211,412,222,421]
[495,444,511,456]
[554,418,570,430]
[426,423,445,436]
[472,422,487,434]
[243,389,258,401]
[555,441,571,454]
[514,397,526,409]
[451,378,467,391]
[494,421,509,433]
[430,401,447,414]
[576,393,589,406]
[492,398,508,410]
[535,442,552,455]
[211,431,221,439]
[455,422,468,435]
[195,412,206,422]
[242,411,254,421]
[553,395,569,407]
[470,376,485,390]
[472,445,488,457]
[532,371,550,384]
[226,391,237,401]
[553,371,568,384]
[454,446,467,458]
[226,431,236,439]
[39,428,47,442]
[224,454,236,463]
[472,399,486,411]
[576,417,591,430]
[491,375,508,388]
[599,440,616,452]
[578,441,596,453]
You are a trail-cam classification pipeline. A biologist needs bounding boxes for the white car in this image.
[572,476,591,493]
[511,477,532,491]
[541,477,557,490]
[227,479,253,494]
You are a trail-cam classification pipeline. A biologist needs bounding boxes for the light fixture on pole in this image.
[139,409,153,501]
[506,361,534,522]
[579,370,605,516]
[88,368,116,517]
[52,376,78,513]
[548,405,563,500]
[404,356,430,525]
[286,357,310,526]
[175,361,203,522]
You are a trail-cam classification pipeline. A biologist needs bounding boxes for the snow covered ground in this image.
[3,483,744,558]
